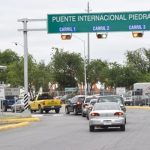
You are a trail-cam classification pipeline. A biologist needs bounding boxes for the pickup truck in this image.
[28,92,62,114]
[1,96,17,112]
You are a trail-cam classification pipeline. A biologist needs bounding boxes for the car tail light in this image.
[114,112,124,116]
[76,101,81,105]
[91,112,100,116]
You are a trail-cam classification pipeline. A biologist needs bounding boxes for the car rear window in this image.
[90,99,97,105]
[38,94,53,100]
[78,97,85,102]
[98,96,123,104]
[93,103,120,110]
[85,97,96,103]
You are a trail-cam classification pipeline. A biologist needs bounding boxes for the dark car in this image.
[1,96,18,112]
[97,95,126,112]
[65,95,85,115]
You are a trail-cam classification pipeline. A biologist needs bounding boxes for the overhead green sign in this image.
[47,11,150,33]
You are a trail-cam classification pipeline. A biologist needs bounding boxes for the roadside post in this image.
[0,86,5,116]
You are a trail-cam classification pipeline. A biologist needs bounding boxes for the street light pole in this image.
[18,18,28,95]
[87,2,90,63]
[83,40,87,97]
[23,19,28,94]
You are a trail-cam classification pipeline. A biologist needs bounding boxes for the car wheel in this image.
[86,115,89,120]
[82,112,86,117]
[65,107,70,114]
[19,107,24,113]
[39,105,43,114]
[28,106,33,113]
[55,108,60,114]
[120,125,125,131]
[45,110,49,114]
[125,118,127,124]
[11,108,15,113]
[74,108,78,115]
[89,126,94,132]
[2,105,7,112]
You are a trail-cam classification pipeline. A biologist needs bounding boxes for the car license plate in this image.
[103,120,112,125]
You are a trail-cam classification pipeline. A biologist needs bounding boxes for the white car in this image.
[89,102,126,132]
[11,98,25,112]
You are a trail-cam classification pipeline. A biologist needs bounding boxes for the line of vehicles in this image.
[1,87,126,132]
[1,92,62,114]
[65,94,126,132]
[2,82,150,132]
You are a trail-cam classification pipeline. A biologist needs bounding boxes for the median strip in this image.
[0,117,40,131]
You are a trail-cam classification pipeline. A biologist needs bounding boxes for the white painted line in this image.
[32,114,43,117]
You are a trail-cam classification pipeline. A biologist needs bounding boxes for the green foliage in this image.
[7,60,23,87]
[32,61,52,92]
[126,48,150,73]
[0,49,19,65]
[2,47,150,92]
[106,62,142,90]
[87,59,109,86]
[0,49,20,86]
[50,47,84,90]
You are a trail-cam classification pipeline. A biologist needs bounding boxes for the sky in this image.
[1,0,150,65]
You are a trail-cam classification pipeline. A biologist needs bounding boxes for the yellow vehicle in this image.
[29,92,62,114]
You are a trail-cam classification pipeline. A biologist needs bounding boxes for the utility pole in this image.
[18,18,29,94]
[87,2,90,63]
[86,2,91,94]
[18,18,46,112]
[18,18,46,95]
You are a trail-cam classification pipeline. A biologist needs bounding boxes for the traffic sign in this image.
[47,11,150,33]
[65,87,77,93]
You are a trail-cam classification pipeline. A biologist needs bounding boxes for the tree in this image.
[126,48,149,73]
[32,61,52,92]
[50,47,84,90]
[87,59,109,90]
[0,49,20,86]
[0,49,19,65]
[106,62,142,90]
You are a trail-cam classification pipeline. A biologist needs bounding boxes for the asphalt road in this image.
[0,107,150,150]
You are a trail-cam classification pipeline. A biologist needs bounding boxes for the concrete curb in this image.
[0,117,40,123]
[127,106,150,110]
[0,117,40,131]
[0,122,30,131]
